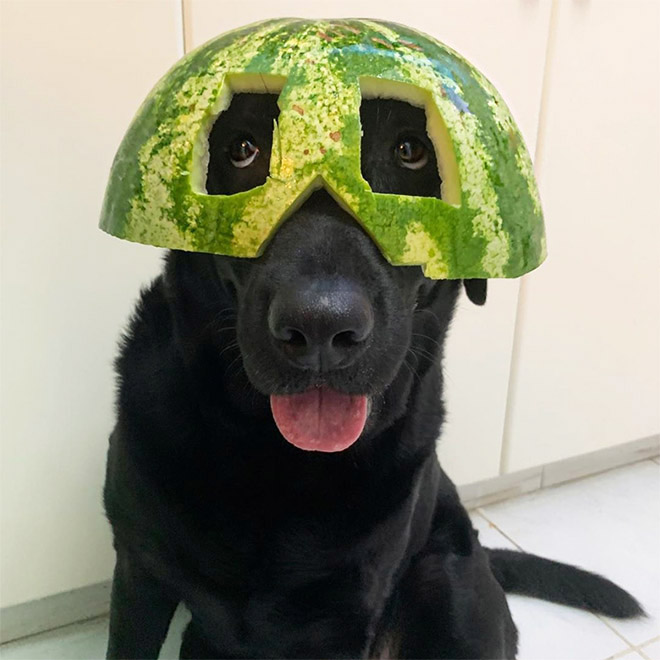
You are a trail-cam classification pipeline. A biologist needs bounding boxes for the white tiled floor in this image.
[2,459,658,660]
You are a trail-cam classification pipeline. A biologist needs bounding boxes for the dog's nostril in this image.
[332,330,361,349]
[284,328,307,347]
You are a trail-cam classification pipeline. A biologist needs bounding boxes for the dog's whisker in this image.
[413,307,443,328]
[408,348,438,366]
[390,342,438,365]
[393,341,437,361]
[211,305,237,315]
[210,309,238,325]
[411,333,445,354]
[223,351,245,377]
[217,340,240,361]
[401,356,423,385]
[210,317,237,329]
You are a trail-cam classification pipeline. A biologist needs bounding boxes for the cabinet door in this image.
[502,0,660,473]
[185,0,552,484]
[0,1,182,608]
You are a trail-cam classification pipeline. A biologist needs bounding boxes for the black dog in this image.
[104,94,642,659]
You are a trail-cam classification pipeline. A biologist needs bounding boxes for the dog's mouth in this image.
[270,386,369,452]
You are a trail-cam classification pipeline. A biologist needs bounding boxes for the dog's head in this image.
[166,93,486,452]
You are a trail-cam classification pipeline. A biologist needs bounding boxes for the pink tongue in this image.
[270,387,368,452]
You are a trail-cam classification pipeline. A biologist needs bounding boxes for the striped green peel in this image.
[100,18,546,279]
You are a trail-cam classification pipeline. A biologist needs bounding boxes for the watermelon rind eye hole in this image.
[360,97,442,199]
[188,72,286,196]
[205,92,281,195]
[358,77,461,206]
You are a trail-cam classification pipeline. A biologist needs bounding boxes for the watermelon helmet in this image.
[100,18,546,279]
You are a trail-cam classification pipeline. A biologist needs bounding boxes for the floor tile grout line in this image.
[474,508,525,551]
[595,612,639,650]
[583,600,660,656]
[605,647,643,660]
[637,634,660,655]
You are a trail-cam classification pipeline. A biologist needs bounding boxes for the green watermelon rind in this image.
[100,18,546,279]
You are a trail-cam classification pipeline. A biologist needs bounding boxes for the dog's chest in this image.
[178,491,418,657]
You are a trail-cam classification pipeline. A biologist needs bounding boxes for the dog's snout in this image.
[268,279,374,371]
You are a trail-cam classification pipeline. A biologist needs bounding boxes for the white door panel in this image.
[502,0,660,472]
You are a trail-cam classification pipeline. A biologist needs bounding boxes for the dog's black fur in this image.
[104,94,642,659]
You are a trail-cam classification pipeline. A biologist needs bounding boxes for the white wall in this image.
[1,0,658,611]
[0,0,181,609]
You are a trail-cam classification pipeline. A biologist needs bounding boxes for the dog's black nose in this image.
[268,278,374,371]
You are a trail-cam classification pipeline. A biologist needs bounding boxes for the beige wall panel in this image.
[1,0,182,607]
[503,0,660,472]
[185,0,553,484]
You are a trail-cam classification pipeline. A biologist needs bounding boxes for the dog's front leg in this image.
[106,548,179,659]
[396,541,518,659]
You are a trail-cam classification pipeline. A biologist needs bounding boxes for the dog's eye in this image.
[206,92,280,194]
[396,136,428,170]
[360,98,441,198]
[229,136,259,168]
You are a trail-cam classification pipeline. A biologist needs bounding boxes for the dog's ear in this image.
[463,279,487,306]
